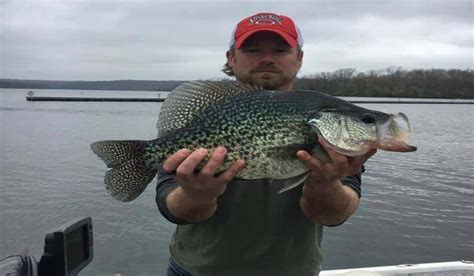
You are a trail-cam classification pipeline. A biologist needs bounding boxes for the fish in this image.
[90,81,416,202]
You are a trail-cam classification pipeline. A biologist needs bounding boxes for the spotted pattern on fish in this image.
[157,81,262,137]
[91,80,415,201]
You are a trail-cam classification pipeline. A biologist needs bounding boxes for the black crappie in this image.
[91,81,416,201]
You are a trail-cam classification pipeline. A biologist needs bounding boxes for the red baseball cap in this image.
[229,12,303,49]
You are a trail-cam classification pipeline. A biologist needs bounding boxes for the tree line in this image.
[1,68,472,98]
[294,67,473,98]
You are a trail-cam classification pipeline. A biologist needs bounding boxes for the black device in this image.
[0,217,93,276]
[37,217,93,276]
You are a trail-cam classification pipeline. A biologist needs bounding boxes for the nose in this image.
[258,51,276,64]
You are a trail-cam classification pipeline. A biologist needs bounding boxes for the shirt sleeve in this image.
[155,169,192,225]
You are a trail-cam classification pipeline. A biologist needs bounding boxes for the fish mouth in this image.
[376,113,417,152]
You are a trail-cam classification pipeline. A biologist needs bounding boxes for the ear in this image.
[298,50,304,61]
[226,49,235,67]
[297,50,304,67]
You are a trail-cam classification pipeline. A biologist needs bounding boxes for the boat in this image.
[321,260,474,275]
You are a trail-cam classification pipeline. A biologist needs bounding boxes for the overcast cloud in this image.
[1,0,472,80]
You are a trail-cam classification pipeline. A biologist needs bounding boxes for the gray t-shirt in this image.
[156,171,362,276]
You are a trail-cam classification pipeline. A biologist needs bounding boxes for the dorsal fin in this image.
[156,81,262,136]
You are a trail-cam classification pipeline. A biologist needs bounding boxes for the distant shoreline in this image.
[1,68,473,99]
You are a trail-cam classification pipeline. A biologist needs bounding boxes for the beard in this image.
[247,72,295,90]
[235,64,300,90]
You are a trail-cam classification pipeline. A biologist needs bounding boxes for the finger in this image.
[347,149,377,167]
[347,155,366,166]
[217,160,246,183]
[345,148,377,175]
[296,150,322,170]
[317,137,347,165]
[176,148,208,176]
[162,148,191,173]
[345,160,364,175]
[366,149,377,160]
[200,147,227,177]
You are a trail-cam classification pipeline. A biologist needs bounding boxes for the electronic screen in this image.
[66,224,89,273]
[38,217,93,276]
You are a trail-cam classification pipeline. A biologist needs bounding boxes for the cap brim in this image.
[233,28,297,49]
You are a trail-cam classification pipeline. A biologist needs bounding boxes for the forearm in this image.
[300,180,359,226]
[166,186,218,223]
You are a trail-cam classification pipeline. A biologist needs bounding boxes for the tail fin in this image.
[90,140,157,202]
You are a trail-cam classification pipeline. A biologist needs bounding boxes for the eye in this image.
[274,48,290,53]
[241,48,259,53]
[360,113,376,124]
[310,112,323,120]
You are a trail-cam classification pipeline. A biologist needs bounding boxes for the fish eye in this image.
[360,113,376,124]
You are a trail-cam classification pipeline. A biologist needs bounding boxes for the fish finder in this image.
[37,217,93,276]
[0,217,93,276]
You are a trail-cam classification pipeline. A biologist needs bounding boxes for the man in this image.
[157,12,375,276]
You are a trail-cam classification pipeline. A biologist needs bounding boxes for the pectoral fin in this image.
[277,172,311,193]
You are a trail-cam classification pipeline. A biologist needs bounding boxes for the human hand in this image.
[297,137,375,224]
[162,147,246,203]
[296,137,376,191]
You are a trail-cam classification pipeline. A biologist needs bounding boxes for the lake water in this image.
[1,88,473,275]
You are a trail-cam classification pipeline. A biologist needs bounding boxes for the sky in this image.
[1,0,472,81]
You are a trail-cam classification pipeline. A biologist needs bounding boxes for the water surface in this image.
[1,89,473,275]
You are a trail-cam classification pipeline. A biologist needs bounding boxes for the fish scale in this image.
[169,90,316,178]
[152,94,314,179]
